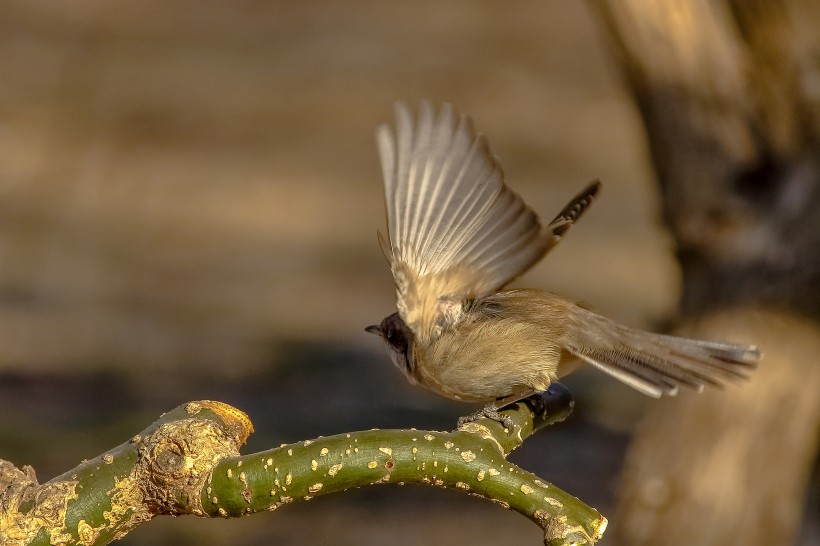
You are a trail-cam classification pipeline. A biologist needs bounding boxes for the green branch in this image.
[1,386,606,545]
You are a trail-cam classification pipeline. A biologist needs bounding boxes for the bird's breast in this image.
[411,308,564,402]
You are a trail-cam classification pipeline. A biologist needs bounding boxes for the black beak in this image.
[364,324,381,336]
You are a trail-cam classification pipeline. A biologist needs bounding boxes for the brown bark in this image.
[617,309,820,545]
[590,1,820,544]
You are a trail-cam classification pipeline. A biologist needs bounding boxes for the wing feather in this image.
[377,101,598,342]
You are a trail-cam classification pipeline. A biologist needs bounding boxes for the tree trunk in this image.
[590,1,820,544]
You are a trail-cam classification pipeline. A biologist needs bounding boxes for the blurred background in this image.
[0,1,815,544]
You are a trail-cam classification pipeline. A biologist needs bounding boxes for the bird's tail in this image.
[565,312,760,398]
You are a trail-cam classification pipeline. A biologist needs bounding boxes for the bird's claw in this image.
[457,404,516,430]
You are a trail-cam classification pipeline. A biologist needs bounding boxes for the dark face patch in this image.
[378,313,414,375]
[380,313,409,351]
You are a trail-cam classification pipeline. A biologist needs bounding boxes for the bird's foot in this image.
[457,403,515,430]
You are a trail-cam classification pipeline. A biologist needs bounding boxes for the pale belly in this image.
[412,318,565,402]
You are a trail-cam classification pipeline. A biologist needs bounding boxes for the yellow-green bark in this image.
[1,388,605,545]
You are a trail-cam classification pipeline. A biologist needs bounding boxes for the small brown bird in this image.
[366,101,759,413]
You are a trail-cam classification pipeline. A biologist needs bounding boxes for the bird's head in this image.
[366,312,416,381]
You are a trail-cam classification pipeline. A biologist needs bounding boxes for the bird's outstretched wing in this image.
[376,101,599,343]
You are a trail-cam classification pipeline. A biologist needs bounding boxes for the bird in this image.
[365,101,759,417]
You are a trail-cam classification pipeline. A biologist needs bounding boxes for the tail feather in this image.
[571,348,681,397]
[567,315,761,398]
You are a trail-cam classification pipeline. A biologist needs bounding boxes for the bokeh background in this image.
[0,1,815,544]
